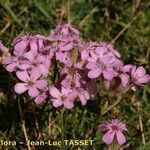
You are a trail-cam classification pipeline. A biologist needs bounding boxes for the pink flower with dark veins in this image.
[2,56,29,72]
[81,42,96,60]
[131,66,150,86]
[61,63,83,88]
[23,52,49,77]
[113,61,133,87]
[34,86,49,104]
[86,51,116,80]
[99,119,128,145]
[50,23,80,40]
[14,71,47,97]
[56,51,71,65]
[50,86,78,109]
[12,35,38,56]
[76,87,90,105]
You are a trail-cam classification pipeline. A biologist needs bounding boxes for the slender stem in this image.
[60,108,66,150]
[18,98,31,150]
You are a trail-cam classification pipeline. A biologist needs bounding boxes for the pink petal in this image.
[63,100,74,109]
[18,63,30,70]
[79,90,90,105]
[52,99,63,107]
[95,47,105,58]
[34,94,46,104]
[138,75,150,84]
[34,80,47,89]
[103,68,115,80]
[88,69,101,79]
[14,83,28,94]
[86,62,97,69]
[30,68,41,81]
[122,64,133,72]
[136,66,146,77]
[38,64,49,76]
[61,43,73,51]
[14,40,27,53]
[61,78,70,88]
[102,131,115,145]
[2,57,12,65]
[16,71,30,82]
[50,87,61,98]
[79,94,87,105]
[116,131,126,145]
[99,123,107,131]
[120,74,129,87]
[23,52,35,61]
[28,87,40,97]
[30,41,38,53]
[131,66,136,76]
[81,50,89,60]
[61,86,72,95]
[6,63,17,72]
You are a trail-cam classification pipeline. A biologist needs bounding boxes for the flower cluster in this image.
[99,119,128,145]
[0,23,150,109]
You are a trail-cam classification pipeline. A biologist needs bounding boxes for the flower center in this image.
[112,125,119,131]
[43,40,51,46]
[27,80,34,86]
[61,95,67,101]
[97,59,105,70]
[68,67,76,75]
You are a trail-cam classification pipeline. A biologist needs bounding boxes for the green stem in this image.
[61,108,66,150]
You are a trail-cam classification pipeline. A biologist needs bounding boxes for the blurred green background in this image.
[0,0,150,149]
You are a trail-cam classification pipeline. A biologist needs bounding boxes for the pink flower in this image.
[81,42,98,60]
[12,35,38,56]
[60,63,83,88]
[113,61,132,87]
[49,86,77,109]
[131,66,150,86]
[76,88,90,105]
[99,119,128,145]
[34,87,49,104]
[23,52,49,77]
[56,51,71,65]
[50,23,80,39]
[2,56,29,72]
[86,52,116,80]
[14,71,47,97]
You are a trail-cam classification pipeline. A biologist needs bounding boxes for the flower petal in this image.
[23,52,35,61]
[28,87,40,97]
[16,71,30,82]
[88,69,101,79]
[120,74,129,87]
[34,80,47,89]
[30,41,38,53]
[86,62,97,69]
[103,68,115,80]
[52,99,63,108]
[34,94,46,104]
[64,100,74,109]
[14,83,28,94]
[116,131,126,145]
[102,131,115,145]
[14,40,27,53]
[6,63,17,72]
[50,87,61,98]
[136,66,146,77]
